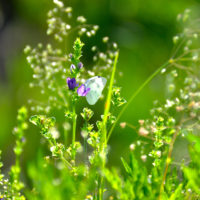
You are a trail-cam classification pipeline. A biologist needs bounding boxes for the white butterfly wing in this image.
[86,89,101,105]
[85,76,107,105]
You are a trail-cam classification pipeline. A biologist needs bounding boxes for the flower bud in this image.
[139,127,149,136]
[70,64,76,73]
[78,62,83,69]
[120,122,126,128]
[130,144,135,151]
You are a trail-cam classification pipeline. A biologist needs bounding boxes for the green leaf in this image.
[71,38,84,65]
[29,115,42,126]
[121,157,132,175]
[169,184,183,200]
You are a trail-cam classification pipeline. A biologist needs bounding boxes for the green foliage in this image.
[1,1,200,200]
[111,87,126,107]
[26,153,97,200]
[0,107,28,199]
[71,38,84,67]
[183,135,200,196]
[29,115,56,135]
[0,151,4,182]
[81,108,94,121]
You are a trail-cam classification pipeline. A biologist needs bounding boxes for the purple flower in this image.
[77,84,90,96]
[70,64,76,73]
[78,62,83,69]
[67,77,78,90]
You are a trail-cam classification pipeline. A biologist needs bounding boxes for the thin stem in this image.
[15,153,20,183]
[64,128,68,146]
[84,137,87,162]
[170,37,187,59]
[172,160,191,166]
[61,155,73,169]
[49,140,72,169]
[72,103,77,163]
[175,48,200,61]
[172,62,194,73]
[107,61,170,142]
[98,51,119,200]
[67,24,95,35]
[102,51,119,145]
[178,57,200,61]
[84,122,88,164]
[125,122,137,130]
[158,130,178,200]
[125,122,170,145]
[38,53,67,61]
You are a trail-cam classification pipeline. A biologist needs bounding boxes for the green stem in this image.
[61,155,73,169]
[98,51,119,200]
[72,103,77,162]
[98,177,104,200]
[158,129,178,200]
[64,128,68,146]
[49,140,72,169]
[102,51,119,146]
[107,60,170,142]
[15,153,20,183]
[84,121,88,163]
[84,137,87,161]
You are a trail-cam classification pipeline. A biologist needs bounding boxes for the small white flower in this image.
[88,70,95,76]
[66,24,71,30]
[77,16,86,23]
[65,7,72,13]
[53,0,64,8]
[50,146,56,153]
[139,127,149,136]
[102,36,109,43]
[50,127,60,139]
[165,99,174,108]
[129,144,135,151]
[81,28,87,33]
[156,151,161,157]
[93,25,99,31]
[141,155,147,162]
[86,32,92,37]
[161,68,166,74]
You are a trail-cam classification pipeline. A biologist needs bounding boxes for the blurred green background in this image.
[0,0,199,177]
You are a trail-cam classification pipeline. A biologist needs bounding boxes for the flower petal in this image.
[77,84,85,96]
[67,77,71,84]
[78,62,83,69]
[83,87,90,96]
[70,64,76,73]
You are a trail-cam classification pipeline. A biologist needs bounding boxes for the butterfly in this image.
[85,76,107,105]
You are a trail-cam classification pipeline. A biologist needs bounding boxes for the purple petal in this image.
[67,77,78,90]
[71,78,76,83]
[83,87,90,96]
[78,62,83,69]
[67,77,71,84]
[77,84,85,96]
[70,64,76,72]
[82,92,87,96]
[71,78,76,87]
[71,64,76,69]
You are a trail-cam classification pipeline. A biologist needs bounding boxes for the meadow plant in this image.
[0,1,200,200]
[0,107,28,199]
